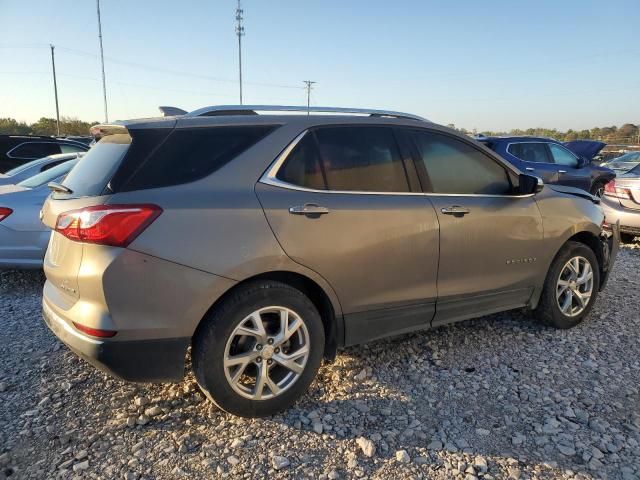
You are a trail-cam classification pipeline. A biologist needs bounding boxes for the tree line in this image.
[1,116,639,145]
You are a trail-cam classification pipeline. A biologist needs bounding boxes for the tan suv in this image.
[41,106,619,417]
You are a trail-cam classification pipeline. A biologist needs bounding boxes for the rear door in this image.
[506,142,559,184]
[408,129,544,326]
[548,143,591,191]
[256,125,440,346]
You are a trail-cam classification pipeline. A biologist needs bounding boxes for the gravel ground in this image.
[1,247,639,480]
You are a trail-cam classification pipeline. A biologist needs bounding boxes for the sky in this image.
[0,0,638,131]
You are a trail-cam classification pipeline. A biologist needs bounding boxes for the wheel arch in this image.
[193,270,343,361]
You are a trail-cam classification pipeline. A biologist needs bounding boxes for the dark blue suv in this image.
[477,136,615,196]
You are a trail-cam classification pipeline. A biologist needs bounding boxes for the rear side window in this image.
[549,144,578,167]
[60,144,86,154]
[277,126,409,192]
[507,143,550,163]
[412,131,512,195]
[8,142,61,159]
[122,126,275,191]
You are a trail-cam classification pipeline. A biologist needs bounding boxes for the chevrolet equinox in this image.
[41,106,619,417]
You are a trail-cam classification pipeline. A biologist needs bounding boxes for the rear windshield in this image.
[19,159,79,188]
[59,133,131,197]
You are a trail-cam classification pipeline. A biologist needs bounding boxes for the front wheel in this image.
[590,181,606,198]
[192,281,325,417]
[534,242,600,329]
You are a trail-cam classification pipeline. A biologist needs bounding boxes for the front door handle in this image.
[289,204,330,216]
[558,170,567,174]
[441,205,470,217]
[525,167,536,172]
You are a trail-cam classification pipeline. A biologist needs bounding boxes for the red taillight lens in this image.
[603,180,631,199]
[72,322,117,338]
[55,204,162,247]
[0,207,12,222]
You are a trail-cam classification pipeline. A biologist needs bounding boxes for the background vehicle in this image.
[0,159,79,269]
[601,152,640,175]
[477,136,614,196]
[40,106,618,417]
[0,135,87,173]
[602,161,640,243]
[0,153,84,187]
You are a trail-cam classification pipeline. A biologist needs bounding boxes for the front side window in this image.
[412,131,512,195]
[549,144,578,167]
[9,142,61,159]
[507,143,550,163]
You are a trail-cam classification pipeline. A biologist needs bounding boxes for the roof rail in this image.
[185,105,429,122]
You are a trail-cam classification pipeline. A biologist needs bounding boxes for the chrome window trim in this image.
[259,130,536,199]
[6,141,85,160]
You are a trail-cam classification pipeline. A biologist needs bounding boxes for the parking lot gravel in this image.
[1,246,639,480]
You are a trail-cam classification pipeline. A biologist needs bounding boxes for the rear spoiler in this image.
[89,124,128,141]
[158,106,187,117]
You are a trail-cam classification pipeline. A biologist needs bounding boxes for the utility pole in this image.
[303,80,316,114]
[235,0,245,104]
[96,0,109,122]
[50,45,61,136]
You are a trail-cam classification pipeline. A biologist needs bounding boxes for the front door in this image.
[408,128,544,326]
[548,143,591,191]
[256,125,440,345]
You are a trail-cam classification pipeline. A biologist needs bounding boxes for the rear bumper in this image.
[601,197,640,233]
[599,220,620,290]
[43,297,189,382]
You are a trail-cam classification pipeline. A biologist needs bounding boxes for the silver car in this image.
[0,159,78,268]
[601,158,640,243]
[41,106,619,417]
[0,153,83,187]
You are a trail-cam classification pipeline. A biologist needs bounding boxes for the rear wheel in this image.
[534,242,600,329]
[590,181,606,198]
[192,281,324,417]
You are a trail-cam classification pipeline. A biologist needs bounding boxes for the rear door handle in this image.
[525,167,535,172]
[441,205,470,216]
[558,170,567,174]
[289,204,330,216]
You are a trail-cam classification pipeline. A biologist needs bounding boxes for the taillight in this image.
[603,180,631,199]
[72,322,117,338]
[0,207,12,222]
[55,204,162,247]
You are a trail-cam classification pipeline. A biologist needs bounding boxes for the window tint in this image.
[507,143,550,163]
[5,157,47,176]
[314,126,409,192]
[412,131,512,195]
[549,144,578,167]
[122,126,275,191]
[276,134,325,190]
[9,142,61,159]
[60,144,86,154]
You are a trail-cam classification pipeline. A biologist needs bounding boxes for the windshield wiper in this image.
[47,182,73,194]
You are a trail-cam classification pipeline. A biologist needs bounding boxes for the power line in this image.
[235,0,245,104]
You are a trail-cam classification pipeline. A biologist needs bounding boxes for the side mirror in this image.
[519,173,544,195]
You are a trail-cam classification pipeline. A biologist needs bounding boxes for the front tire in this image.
[590,181,605,198]
[192,281,324,417]
[534,242,600,329]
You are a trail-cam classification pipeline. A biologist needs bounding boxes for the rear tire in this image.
[534,241,600,329]
[192,280,324,417]
[590,181,605,198]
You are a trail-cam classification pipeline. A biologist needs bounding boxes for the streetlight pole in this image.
[50,44,61,136]
[96,0,109,122]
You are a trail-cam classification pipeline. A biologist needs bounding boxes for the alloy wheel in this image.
[223,306,310,400]
[556,256,594,317]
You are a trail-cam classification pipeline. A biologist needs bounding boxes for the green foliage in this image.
[0,117,99,136]
[481,123,639,144]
